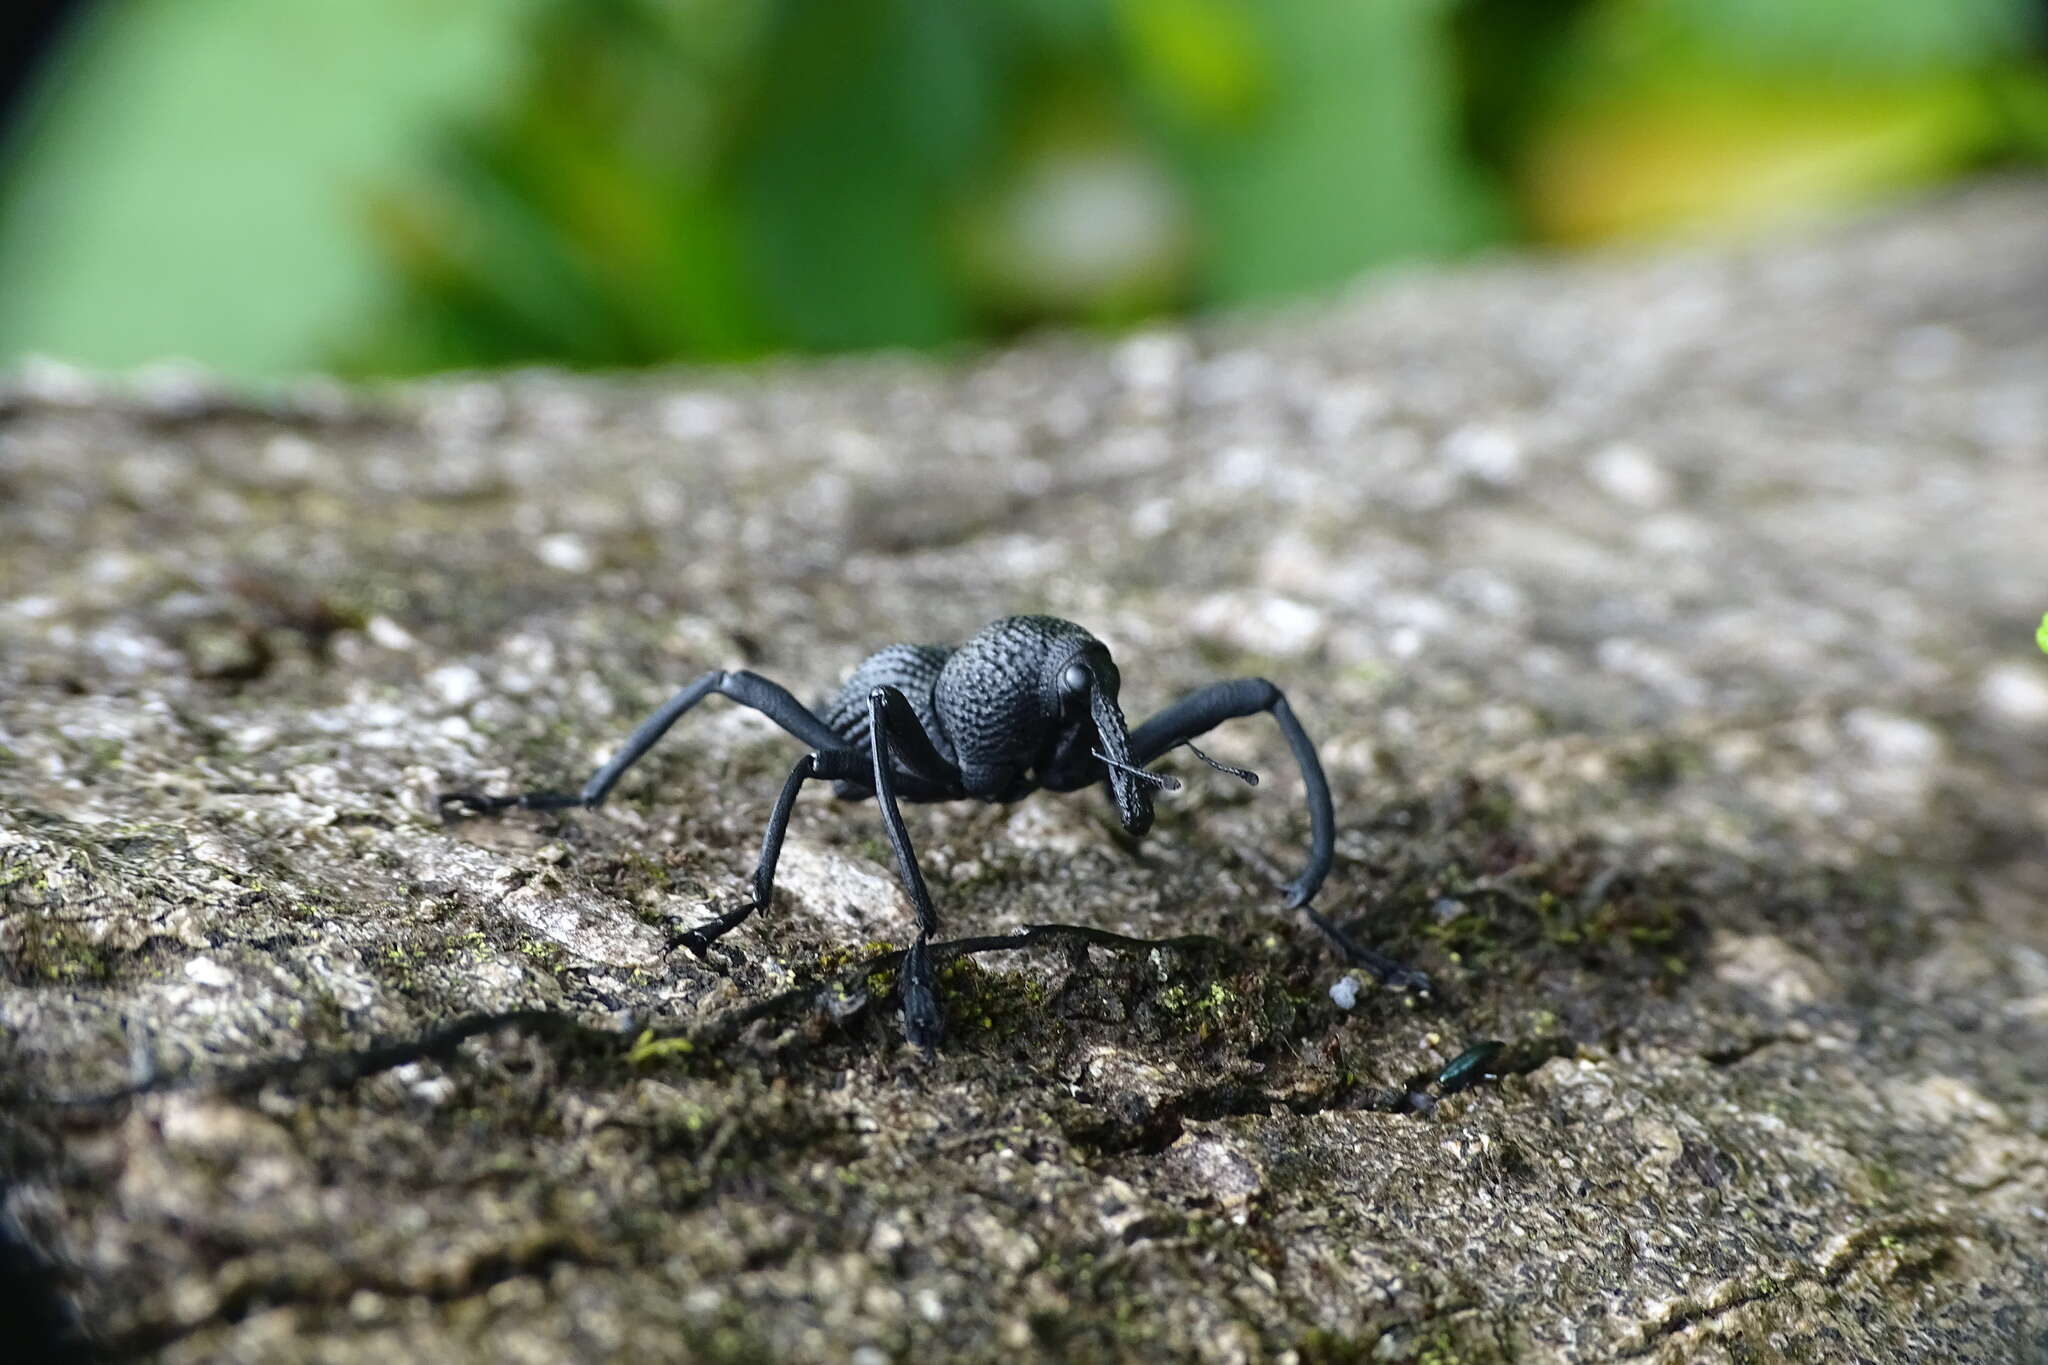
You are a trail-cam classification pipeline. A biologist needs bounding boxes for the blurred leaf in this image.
[1155,0,1505,302]
[731,0,1000,350]
[0,0,556,377]
[958,97,1193,322]
[14,0,2040,376]
[1523,78,2004,242]
[1651,0,2037,76]
[1003,0,1115,51]
[1115,0,1269,127]
[1984,65,2048,156]
[1451,0,1601,169]
[346,0,775,369]
[1487,0,2047,245]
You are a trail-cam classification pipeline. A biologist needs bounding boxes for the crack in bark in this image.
[0,1181,95,1365]
[1074,1037,1578,1155]
[1946,1160,2048,1197]
[1698,1034,1788,1067]
[1615,1218,1959,1357]
[103,1230,610,1356]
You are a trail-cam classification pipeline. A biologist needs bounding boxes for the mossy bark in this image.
[4,183,2048,1362]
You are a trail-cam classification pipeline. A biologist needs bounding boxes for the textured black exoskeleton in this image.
[441,615,1428,1049]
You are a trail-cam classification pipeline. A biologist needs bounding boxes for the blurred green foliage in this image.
[0,0,557,377]
[1484,0,2048,239]
[1,0,2043,377]
[343,0,1504,370]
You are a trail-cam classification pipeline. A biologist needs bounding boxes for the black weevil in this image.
[443,615,1430,1048]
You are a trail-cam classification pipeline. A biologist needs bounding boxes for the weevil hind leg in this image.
[440,669,846,816]
[1302,903,1435,997]
[864,686,968,1053]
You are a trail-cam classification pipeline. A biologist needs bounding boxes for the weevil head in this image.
[1061,648,1155,837]
[935,617,1155,834]
[939,616,1105,794]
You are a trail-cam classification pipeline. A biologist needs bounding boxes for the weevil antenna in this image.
[1092,750,1181,792]
[1178,739,1260,786]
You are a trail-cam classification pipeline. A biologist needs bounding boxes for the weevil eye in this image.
[1061,663,1091,696]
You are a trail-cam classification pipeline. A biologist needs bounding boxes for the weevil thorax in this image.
[935,616,1151,833]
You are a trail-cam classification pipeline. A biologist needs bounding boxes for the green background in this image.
[1,0,2041,379]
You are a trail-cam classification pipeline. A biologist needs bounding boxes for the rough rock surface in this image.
[3,182,2047,1363]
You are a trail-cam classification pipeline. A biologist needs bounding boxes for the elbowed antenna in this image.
[1087,738,1261,795]
[1175,738,1259,787]
[1092,749,1180,791]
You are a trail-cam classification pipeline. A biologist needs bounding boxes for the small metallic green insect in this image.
[1436,1040,1507,1094]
